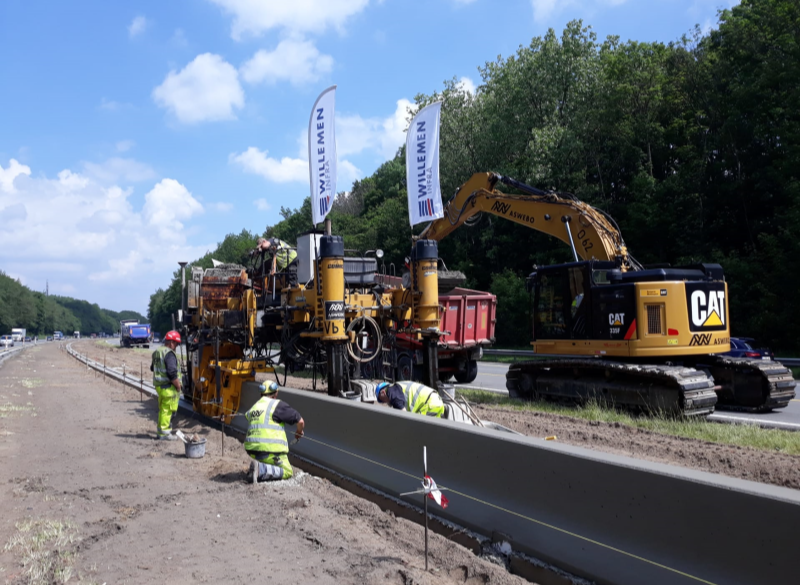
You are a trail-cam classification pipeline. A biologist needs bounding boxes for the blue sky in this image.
[0,0,736,315]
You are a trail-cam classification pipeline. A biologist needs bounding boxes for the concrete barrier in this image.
[67,344,800,585]
[279,388,800,585]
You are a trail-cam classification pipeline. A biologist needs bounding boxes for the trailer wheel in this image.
[454,359,478,384]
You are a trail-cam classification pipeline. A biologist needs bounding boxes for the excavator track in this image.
[693,356,796,412]
[506,359,718,417]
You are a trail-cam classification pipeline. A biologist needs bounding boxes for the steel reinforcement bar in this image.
[66,344,800,585]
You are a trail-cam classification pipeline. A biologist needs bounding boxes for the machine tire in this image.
[454,359,478,384]
[439,371,453,383]
[397,354,413,381]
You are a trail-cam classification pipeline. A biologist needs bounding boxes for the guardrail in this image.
[67,343,800,584]
[484,348,800,367]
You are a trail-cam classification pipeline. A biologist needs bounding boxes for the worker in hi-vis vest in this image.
[150,330,183,440]
[375,381,445,418]
[244,382,305,483]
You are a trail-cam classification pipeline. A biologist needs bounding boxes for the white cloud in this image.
[209,201,233,212]
[457,76,476,95]
[143,178,204,241]
[335,98,413,159]
[531,0,559,22]
[128,16,148,38]
[338,160,362,189]
[0,158,213,311]
[253,198,272,211]
[82,157,156,184]
[230,147,308,183]
[209,0,371,39]
[116,140,135,152]
[0,158,31,193]
[530,0,632,22]
[240,38,333,86]
[152,53,244,124]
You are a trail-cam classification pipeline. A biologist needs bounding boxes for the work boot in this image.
[158,433,177,441]
[249,461,258,484]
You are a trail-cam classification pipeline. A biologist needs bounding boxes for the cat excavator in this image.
[420,173,796,415]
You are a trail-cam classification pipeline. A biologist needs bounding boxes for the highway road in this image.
[460,360,800,431]
[96,339,800,430]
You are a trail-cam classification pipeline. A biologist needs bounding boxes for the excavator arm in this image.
[420,173,633,269]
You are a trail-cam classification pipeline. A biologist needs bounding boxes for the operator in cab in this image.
[245,382,305,483]
[255,237,299,285]
[375,381,445,418]
[150,330,183,440]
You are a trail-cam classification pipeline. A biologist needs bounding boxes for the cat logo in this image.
[690,290,726,328]
[608,313,625,326]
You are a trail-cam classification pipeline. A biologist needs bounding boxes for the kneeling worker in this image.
[151,330,183,440]
[245,382,305,483]
[375,381,445,418]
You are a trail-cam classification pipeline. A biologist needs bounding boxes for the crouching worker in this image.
[151,330,183,440]
[245,382,305,483]
[375,381,445,418]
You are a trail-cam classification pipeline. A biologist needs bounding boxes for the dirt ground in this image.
[0,343,533,585]
[68,341,800,490]
[469,405,800,489]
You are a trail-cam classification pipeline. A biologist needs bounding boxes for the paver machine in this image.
[180,230,448,422]
[421,173,796,415]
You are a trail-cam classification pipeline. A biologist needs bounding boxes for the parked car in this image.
[46,336,54,342]
[0,335,14,348]
[722,337,774,360]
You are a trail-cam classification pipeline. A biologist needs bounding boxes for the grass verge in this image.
[4,518,80,585]
[0,402,36,418]
[457,389,800,455]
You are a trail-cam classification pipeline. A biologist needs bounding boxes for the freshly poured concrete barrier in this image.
[276,388,800,585]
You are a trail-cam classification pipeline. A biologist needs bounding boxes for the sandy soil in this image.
[0,343,529,585]
[68,341,800,490]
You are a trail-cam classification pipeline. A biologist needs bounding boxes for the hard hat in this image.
[375,382,389,399]
[165,330,181,343]
[261,381,279,395]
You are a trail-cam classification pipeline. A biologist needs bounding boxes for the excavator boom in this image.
[420,172,631,268]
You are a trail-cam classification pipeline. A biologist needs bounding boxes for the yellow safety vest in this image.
[151,346,181,389]
[244,396,289,454]
[397,382,445,418]
[273,240,298,271]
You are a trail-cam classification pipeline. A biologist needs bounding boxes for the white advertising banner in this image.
[309,85,337,225]
[406,101,443,226]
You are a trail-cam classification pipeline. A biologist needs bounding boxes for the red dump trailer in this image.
[376,275,497,384]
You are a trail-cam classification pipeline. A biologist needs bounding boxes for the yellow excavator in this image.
[421,173,796,415]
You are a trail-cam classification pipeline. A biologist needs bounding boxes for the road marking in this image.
[709,414,800,430]
[477,373,506,378]
[457,385,508,395]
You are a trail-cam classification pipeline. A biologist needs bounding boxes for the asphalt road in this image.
[460,360,800,431]
[94,340,800,430]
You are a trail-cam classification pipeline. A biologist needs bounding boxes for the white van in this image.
[0,335,14,348]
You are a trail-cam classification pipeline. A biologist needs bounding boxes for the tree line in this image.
[149,0,800,352]
[0,272,146,337]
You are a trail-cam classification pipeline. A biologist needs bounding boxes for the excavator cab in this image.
[529,261,620,343]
